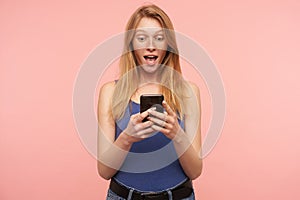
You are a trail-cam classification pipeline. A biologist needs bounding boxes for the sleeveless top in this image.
[113,100,188,192]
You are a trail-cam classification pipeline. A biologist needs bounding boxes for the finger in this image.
[136,108,155,123]
[148,109,167,121]
[148,110,171,124]
[151,124,170,135]
[131,112,146,125]
[141,120,154,129]
[134,121,153,132]
[162,101,176,116]
[130,113,142,125]
[148,117,174,130]
[148,116,168,128]
[136,127,155,137]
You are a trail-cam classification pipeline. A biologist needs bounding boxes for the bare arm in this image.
[175,82,202,179]
[97,81,128,180]
[97,82,154,180]
[149,82,203,180]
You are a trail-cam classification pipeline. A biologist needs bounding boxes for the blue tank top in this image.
[113,100,188,192]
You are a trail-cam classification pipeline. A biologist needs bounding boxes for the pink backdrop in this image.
[1,0,300,199]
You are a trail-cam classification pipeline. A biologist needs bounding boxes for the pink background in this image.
[1,0,300,199]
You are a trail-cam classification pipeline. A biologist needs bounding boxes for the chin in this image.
[140,64,161,74]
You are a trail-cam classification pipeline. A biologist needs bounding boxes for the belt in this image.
[109,178,193,200]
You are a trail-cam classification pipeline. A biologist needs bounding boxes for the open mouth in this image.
[143,55,158,66]
[143,55,158,62]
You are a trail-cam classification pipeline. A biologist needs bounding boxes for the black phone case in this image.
[140,94,164,122]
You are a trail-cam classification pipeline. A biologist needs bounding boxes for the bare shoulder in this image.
[187,81,200,99]
[184,81,201,118]
[98,81,116,103]
[99,81,116,96]
[98,81,116,109]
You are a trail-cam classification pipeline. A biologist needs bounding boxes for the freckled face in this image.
[132,18,168,73]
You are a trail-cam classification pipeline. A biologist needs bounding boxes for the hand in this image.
[123,108,155,143]
[148,101,184,140]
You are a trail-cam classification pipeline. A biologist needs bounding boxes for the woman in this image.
[97,4,202,200]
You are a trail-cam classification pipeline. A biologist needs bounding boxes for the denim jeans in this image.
[106,188,195,200]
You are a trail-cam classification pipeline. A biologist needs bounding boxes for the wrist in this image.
[117,131,134,150]
[173,129,190,146]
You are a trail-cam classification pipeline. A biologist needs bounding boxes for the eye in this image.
[155,35,165,41]
[136,35,147,42]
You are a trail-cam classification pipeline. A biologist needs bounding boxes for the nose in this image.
[146,38,156,51]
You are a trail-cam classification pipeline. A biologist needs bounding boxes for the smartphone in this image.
[140,94,164,122]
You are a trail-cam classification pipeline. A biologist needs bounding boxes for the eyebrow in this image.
[135,29,164,34]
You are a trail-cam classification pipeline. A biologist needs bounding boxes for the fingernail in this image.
[162,101,166,104]
[149,107,156,111]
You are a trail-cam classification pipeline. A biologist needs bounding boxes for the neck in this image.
[138,69,162,84]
